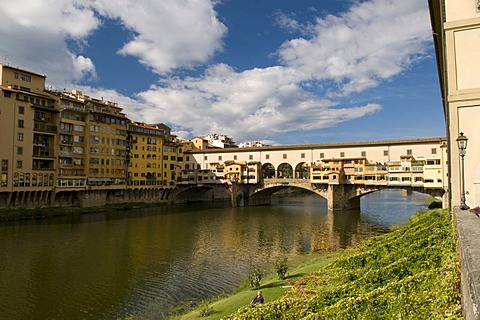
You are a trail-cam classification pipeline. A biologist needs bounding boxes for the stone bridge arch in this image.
[174,185,230,204]
[248,182,446,210]
[249,182,329,205]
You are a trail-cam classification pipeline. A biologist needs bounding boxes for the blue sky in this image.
[0,0,444,145]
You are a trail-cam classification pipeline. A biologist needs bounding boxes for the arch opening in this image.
[295,162,310,179]
[261,163,275,179]
[277,163,293,178]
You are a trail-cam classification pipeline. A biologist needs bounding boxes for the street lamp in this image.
[456,132,469,210]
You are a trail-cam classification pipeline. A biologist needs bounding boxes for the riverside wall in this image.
[455,208,480,319]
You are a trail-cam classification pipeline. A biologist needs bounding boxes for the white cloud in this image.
[277,0,432,96]
[92,0,227,74]
[273,10,302,33]
[0,0,100,85]
[131,64,381,141]
[0,0,226,85]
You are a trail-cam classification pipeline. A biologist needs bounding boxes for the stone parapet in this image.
[455,207,480,319]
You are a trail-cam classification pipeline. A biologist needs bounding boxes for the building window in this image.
[4,91,11,98]
[218,156,222,161]
[301,153,305,159]
[265,154,270,160]
[431,148,437,155]
[17,147,23,155]
[283,154,287,159]
[361,151,366,157]
[73,125,84,132]
[1,160,8,171]
[18,120,24,128]
[234,155,237,160]
[16,160,22,168]
[320,152,324,158]
[21,74,31,82]
[407,149,412,155]
[384,150,388,156]
[204,156,208,160]
[17,133,23,141]
[18,105,24,114]
[340,152,345,157]
[249,155,253,160]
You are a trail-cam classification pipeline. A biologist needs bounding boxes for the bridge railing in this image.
[263,178,310,185]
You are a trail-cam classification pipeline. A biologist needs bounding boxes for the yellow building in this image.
[0,64,58,207]
[55,90,88,190]
[126,121,166,188]
[83,96,128,189]
[364,163,388,185]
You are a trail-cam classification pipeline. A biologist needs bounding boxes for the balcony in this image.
[33,149,55,158]
[34,123,57,133]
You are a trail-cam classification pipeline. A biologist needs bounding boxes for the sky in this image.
[0,0,445,145]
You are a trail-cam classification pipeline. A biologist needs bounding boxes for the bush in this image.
[247,266,263,290]
[198,302,214,317]
[274,257,288,279]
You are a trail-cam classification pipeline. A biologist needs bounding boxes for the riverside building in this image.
[0,64,58,207]
[126,121,167,188]
[0,64,183,209]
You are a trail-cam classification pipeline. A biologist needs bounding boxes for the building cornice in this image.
[186,137,447,154]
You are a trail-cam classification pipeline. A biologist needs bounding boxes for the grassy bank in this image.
[170,252,343,319]
[0,202,163,221]
[175,209,461,319]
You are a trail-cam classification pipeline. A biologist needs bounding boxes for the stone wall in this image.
[455,208,480,319]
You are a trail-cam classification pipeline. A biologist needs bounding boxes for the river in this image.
[0,189,431,319]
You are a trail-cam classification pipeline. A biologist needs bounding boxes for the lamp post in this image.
[456,132,469,210]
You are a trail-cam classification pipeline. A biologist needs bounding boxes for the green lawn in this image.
[170,252,342,319]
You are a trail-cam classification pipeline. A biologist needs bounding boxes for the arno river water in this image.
[0,190,431,319]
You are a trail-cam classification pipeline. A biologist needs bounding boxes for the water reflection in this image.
[0,190,430,319]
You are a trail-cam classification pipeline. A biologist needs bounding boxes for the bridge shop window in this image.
[249,155,253,160]
[319,152,324,158]
[361,151,366,157]
[283,154,287,159]
[431,148,437,155]
[265,154,270,160]
[340,152,345,157]
[301,153,305,159]
[406,149,412,155]
[218,156,222,161]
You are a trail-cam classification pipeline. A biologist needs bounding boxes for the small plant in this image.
[198,302,214,317]
[247,266,263,289]
[274,257,288,279]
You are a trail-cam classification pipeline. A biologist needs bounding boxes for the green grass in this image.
[170,252,342,320]
[173,209,461,319]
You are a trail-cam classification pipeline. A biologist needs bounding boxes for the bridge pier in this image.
[327,184,361,211]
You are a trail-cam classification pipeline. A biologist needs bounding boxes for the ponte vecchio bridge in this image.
[178,137,447,210]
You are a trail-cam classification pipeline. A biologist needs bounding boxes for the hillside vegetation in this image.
[225,209,461,319]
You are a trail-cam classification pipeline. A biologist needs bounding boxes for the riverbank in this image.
[173,209,461,319]
[0,202,164,221]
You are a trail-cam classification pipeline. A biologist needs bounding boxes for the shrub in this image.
[198,302,214,317]
[247,266,263,290]
[274,257,288,279]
